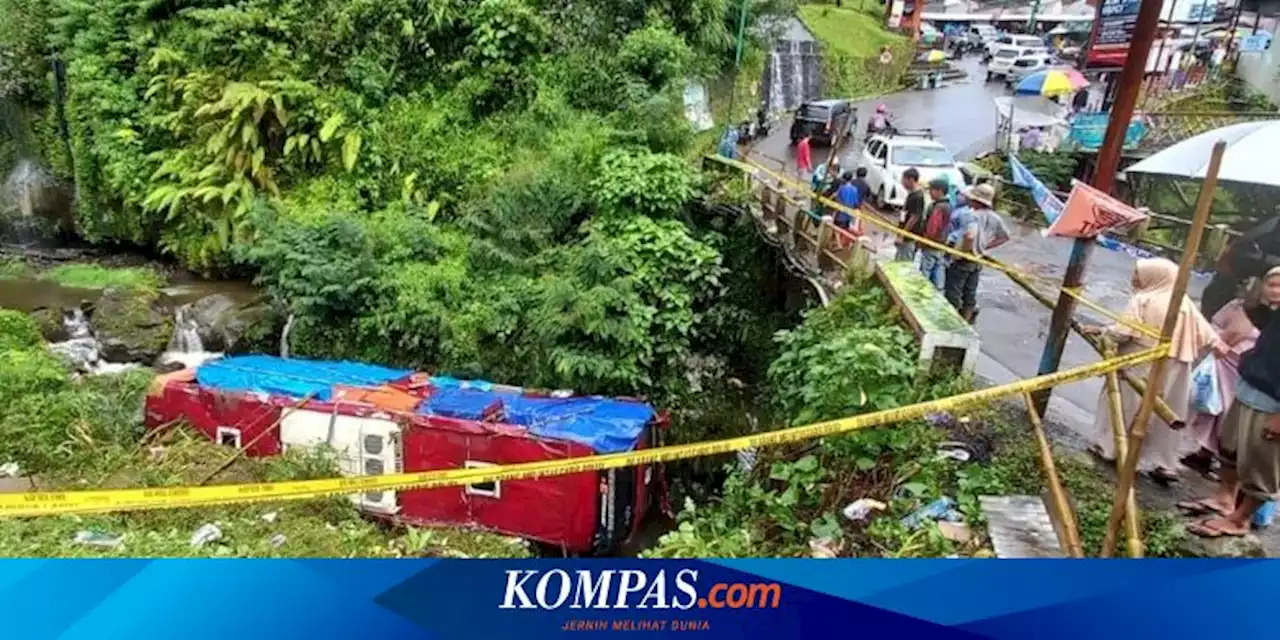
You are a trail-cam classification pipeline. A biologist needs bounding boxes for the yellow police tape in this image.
[0,344,1168,518]
[707,154,1163,340]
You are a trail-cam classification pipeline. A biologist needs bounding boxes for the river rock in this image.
[28,308,68,342]
[1180,531,1267,558]
[92,287,173,363]
[180,294,268,353]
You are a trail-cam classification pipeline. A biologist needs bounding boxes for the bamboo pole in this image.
[1100,140,1226,557]
[1104,343,1143,557]
[1023,392,1084,557]
[995,263,1181,425]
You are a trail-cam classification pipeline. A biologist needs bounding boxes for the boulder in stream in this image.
[28,307,69,342]
[92,287,173,363]
[175,293,271,353]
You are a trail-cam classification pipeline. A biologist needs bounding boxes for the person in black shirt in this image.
[1186,269,1280,537]
[896,168,924,263]
[1201,215,1280,318]
[852,167,872,204]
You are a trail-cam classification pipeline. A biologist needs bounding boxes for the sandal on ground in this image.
[1188,518,1248,538]
[1187,519,1225,538]
[1176,499,1229,517]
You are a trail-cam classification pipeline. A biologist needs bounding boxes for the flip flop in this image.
[1176,499,1229,517]
[1188,518,1249,539]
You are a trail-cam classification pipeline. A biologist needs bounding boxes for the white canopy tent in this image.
[993,96,1070,152]
[1125,120,1280,187]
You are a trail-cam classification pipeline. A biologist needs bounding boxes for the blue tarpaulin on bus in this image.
[195,356,652,454]
[421,387,652,454]
[196,356,412,401]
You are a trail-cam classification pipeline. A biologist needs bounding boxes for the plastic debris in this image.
[842,498,888,522]
[937,521,973,543]
[925,412,953,427]
[190,523,223,547]
[261,511,279,524]
[74,530,124,548]
[901,497,963,530]
[0,462,19,478]
[268,534,287,548]
[736,447,758,474]
[147,446,167,461]
[936,441,973,462]
[808,537,841,558]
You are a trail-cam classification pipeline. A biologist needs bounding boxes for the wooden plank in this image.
[979,495,1066,559]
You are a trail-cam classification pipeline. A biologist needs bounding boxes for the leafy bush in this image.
[592,149,701,219]
[521,216,725,397]
[0,348,68,408]
[768,287,917,424]
[0,309,43,351]
[242,213,382,323]
[617,22,693,90]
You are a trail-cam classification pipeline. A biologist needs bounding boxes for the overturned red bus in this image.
[144,355,667,554]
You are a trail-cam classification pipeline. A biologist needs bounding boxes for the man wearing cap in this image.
[918,178,953,291]
[945,183,1008,324]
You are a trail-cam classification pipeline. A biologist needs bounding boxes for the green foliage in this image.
[769,287,918,424]
[464,0,550,69]
[521,216,725,397]
[0,0,50,102]
[39,263,163,291]
[798,4,912,98]
[617,22,693,91]
[0,347,67,403]
[0,309,44,351]
[592,149,701,219]
[241,213,382,322]
[646,457,841,558]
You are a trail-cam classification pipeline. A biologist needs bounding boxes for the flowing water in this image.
[761,18,822,114]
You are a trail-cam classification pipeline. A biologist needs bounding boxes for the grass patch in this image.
[39,263,163,291]
[798,3,904,59]
[0,257,30,280]
[797,3,911,99]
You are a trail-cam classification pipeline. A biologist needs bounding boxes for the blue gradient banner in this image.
[3,559,1273,639]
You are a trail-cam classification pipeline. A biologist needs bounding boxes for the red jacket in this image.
[796,138,812,172]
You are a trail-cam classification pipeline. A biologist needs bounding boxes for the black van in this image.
[789,99,855,147]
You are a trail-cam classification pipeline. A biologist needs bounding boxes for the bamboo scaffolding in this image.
[1023,392,1084,557]
[995,263,1181,426]
[1100,140,1226,557]
[1104,343,1143,557]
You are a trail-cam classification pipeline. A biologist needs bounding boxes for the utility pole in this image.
[1029,0,1042,32]
[1031,0,1167,415]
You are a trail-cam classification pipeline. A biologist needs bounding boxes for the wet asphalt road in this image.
[751,56,1008,172]
[748,54,1211,436]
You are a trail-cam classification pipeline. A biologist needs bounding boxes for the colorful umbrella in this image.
[1014,68,1089,97]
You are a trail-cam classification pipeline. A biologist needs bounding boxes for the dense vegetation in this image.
[2,0,812,403]
[797,3,912,100]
